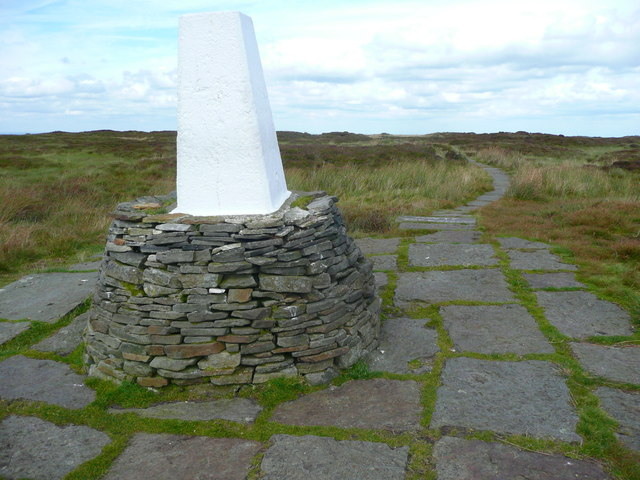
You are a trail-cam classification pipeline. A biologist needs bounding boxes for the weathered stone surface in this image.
[0,355,95,409]
[431,358,580,442]
[570,343,640,384]
[370,255,397,271]
[373,272,388,289]
[507,249,578,271]
[441,305,554,354]
[164,342,225,359]
[0,415,110,480]
[354,237,400,255]
[105,260,143,284]
[149,356,197,371]
[536,291,633,338]
[261,434,409,480]
[271,378,421,431]
[595,387,640,451]
[33,312,88,355]
[198,351,241,373]
[523,272,585,289]
[398,215,476,224]
[0,273,98,323]
[110,398,262,423]
[408,243,498,267]
[415,230,481,243]
[69,259,102,271]
[399,222,476,230]
[497,237,550,250]
[366,318,438,373]
[259,274,312,293]
[0,321,30,345]
[103,434,261,480]
[433,436,611,480]
[395,270,514,304]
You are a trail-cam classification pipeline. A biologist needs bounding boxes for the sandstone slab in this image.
[415,230,481,243]
[507,249,577,271]
[595,387,640,451]
[355,237,400,255]
[497,237,550,250]
[103,433,261,480]
[395,270,514,305]
[433,436,611,480]
[33,312,88,356]
[431,358,580,442]
[0,355,95,409]
[536,291,633,338]
[0,273,98,323]
[0,322,30,345]
[441,304,554,354]
[366,318,438,374]
[0,415,110,480]
[271,378,421,431]
[110,398,262,423]
[408,243,498,267]
[370,255,397,271]
[260,434,409,480]
[570,343,640,384]
[523,272,585,289]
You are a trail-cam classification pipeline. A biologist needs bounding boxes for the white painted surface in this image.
[174,11,290,216]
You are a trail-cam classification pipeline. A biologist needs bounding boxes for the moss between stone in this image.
[290,195,314,209]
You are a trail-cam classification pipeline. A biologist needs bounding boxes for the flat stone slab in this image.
[271,378,421,431]
[33,312,88,356]
[366,318,439,374]
[0,321,30,345]
[370,255,397,271]
[433,436,611,480]
[0,273,98,322]
[0,415,110,480]
[441,304,554,355]
[570,343,640,384]
[595,387,640,451]
[397,215,476,224]
[354,237,400,255]
[536,291,633,338]
[0,355,95,409]
[373,272,388,289]
[408,243,498,267]
[399,222,476,230]
[261,434,409,480]
[507,250,578,271]
[395,270,514,305]
[523,272,585,289]
[498,237,551,249]
[110,398,263,423]
[69,260,102,271]
[103,433,261,480]
[415,230,482,243]
[431,358,580,442]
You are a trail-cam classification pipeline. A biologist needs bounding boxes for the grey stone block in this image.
[0,273,98,323]
[431,358,580,442]
[415,230,481,243]
[33,312,88,356]
[395,270,514,304]
[433,436,611,480]
[103,434,261,480]
[497,237,551,249]
[110,398,262,423]
[536,291,633,338]
[507,250,578,271]
[408,243,498,267]
[0,355,95,409]
[571,343,640,384]
[399,222,476,230]
[441,304,554,354]
[0,321,30,345]
[354,237,400,255]
[370,255,397,271]
[367,318,438,374]
[271,378,421,431]
[0,415,110,480]
[261,434,409,480]
[595,387,640,451]
[523,272,585,289]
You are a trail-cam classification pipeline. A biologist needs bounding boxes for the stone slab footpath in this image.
[0,160,637,479]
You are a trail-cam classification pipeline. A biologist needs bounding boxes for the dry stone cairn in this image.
[84,192,380,387]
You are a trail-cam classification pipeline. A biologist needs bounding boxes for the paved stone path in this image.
[0,161,637,479]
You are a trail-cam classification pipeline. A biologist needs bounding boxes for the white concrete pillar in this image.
[174,11,290,216]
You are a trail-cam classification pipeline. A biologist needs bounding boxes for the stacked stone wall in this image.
[84,192,380,387]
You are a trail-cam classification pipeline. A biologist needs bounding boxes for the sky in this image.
[1,0,639,136]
